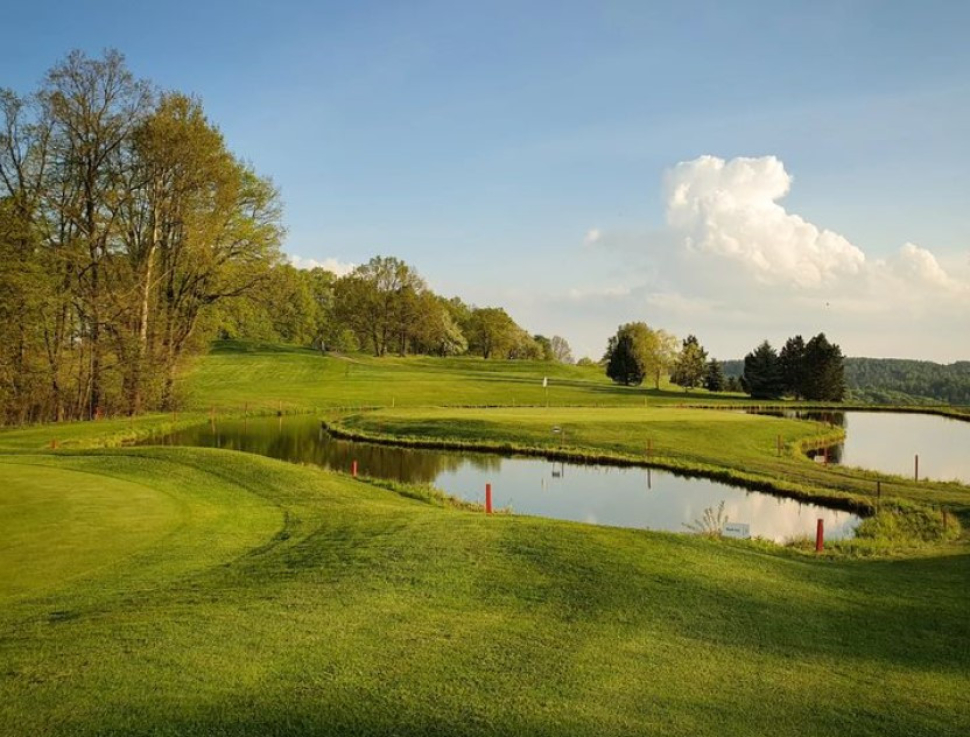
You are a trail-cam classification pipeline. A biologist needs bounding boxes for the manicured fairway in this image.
[0,463,180,600]
[183,340,743,412]
[0,449,968,736]
[1,343,969,735]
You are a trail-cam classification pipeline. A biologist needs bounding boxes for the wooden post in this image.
[876,481,881,500]
[352,460,358,478]
[914,454,919,482]
[815,519,824,553]
[485,483,492,514]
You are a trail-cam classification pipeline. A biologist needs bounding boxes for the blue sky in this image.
[4,1,969,360]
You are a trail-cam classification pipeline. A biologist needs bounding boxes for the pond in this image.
[146,415,860,542]
[761,410,970,484]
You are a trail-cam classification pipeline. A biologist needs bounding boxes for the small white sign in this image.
[723,522,750,539]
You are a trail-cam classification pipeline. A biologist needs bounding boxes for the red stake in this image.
[351,460,358,478]
[815,518,824,553]
[485,483,492,514]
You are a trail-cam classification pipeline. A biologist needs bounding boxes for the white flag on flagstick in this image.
[542,377,548,388]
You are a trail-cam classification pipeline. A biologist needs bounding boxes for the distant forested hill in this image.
[721,357,970,405]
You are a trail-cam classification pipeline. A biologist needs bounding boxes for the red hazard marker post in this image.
[351,460,358,478]
[485,483,493,514]
[815,518,824,553]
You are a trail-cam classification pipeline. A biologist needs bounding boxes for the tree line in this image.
[603,323,737,393]
[843,358,970,405]
[603,323,844,400]
[741,334,845,400]
[0,50,283,423]
[217,255,574,364]
[1,52,575,425]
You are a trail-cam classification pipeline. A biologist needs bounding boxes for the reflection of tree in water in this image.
[155,416,499,484]
[808,443,844,465]
[795,410,846,428]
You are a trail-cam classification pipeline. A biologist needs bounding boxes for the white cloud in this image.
[583,228,602,246]
[567,285,630,300]
[893,242,964,292]
[288,255,356,277]
[535,155,970,362]
[664,155,866,287]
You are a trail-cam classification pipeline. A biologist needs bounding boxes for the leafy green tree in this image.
[671,335,708,392]
[725,375,743,393]
[605,323,679,388]
[334,256,425,356]
[704,359,725,392]
[742,341,784,399]
[533,335,554,361]
[507,329,543,360]
[650,330,680,390]
[605,322,651,386]
[467,307,517,359]
[1,50,283,420]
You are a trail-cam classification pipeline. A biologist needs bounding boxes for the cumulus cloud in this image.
[664,155,866,287]
[892,242,965,292]
[288,255,356,277]
[549,154,969,361]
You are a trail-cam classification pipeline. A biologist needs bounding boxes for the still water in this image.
[766,411,970,484]
[149,415,860,541]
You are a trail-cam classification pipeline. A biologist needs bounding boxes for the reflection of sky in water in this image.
[153,415,860,543]
[435,459,858,543]
[837,413,970,484]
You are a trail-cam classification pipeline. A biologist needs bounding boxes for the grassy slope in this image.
[183,340,751,412]
[0,450,968,736]
[1,341,969,735]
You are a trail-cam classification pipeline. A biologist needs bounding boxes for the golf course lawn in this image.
[1,342,968,735]
[1,449,968,736]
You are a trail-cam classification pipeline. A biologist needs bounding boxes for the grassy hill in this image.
[1,341,968,735]
[183,340,747,413]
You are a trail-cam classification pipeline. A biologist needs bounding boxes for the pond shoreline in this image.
[322,419,868,517]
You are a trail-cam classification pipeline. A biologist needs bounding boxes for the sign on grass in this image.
[722,522,750,539]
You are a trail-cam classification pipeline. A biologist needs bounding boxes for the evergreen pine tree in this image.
[742,341,784,399]
[803,333,845,401]
[671,335,708,392]
[704,359,725,392]
[779,335,807,399]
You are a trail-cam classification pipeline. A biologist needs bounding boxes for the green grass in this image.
[182,339,752,413]
[1,340,969,735]
[1,449,968,736]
